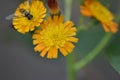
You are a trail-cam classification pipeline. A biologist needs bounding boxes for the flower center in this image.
[41,23,67,48]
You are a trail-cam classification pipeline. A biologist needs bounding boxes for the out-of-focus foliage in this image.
[75,24,105,58]
[106,36,120,74]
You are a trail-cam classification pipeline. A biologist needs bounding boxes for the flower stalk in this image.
[64,0,76,80]
[74,32,113,71]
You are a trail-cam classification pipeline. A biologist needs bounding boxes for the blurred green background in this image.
[0,0,120,80]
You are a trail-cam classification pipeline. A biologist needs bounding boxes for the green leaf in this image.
[106,36,120,74]
[75,25,105,59]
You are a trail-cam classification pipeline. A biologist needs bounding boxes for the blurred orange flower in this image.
[80,0,118,33]
[33,15,78,59]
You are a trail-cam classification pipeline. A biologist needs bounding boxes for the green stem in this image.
[67,53,76,80]
[64,0,76,80]
[64,0,72,21]
[74,32,113,71]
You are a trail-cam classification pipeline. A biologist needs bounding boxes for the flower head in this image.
[33,15,78,59]
[80,0,118,33]
[13,0,46,34]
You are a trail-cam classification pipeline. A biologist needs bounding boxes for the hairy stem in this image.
[74,32,113,71]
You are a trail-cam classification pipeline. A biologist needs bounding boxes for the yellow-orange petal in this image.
[47,16,53,23]
[34,30,41,34]
[80,6,92,16]
[33,40,41,45]
[65,27,77,34]
[53,16,59,24]
[47,47,53,59]
[109,22,118,33]
[63,45,73,53]
[40,48,47,57]
[102,23,110,32]
[59,15,64,23]
[48,47,58,58]
[65,42,75,49]
[64,21,74,28]
[59,47,68,56]
[34,44,45,52]
[33,34,40,39]
[68,37,78,43]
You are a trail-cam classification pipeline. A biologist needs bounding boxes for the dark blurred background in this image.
[0,0,120,80]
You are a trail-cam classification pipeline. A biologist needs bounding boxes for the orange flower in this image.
[47,0,61,16]
[32,15,78,59]
[80,0,118,33]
